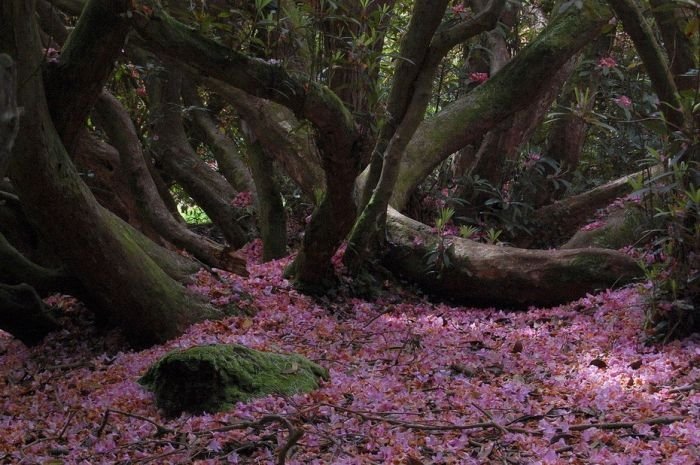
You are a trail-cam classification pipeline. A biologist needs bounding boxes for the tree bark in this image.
[384,208,641,307]
[1,0,227,347]
[94,90,248,274]
[387,1,614,210]
[180,80,256,194]
[148,67,251,249]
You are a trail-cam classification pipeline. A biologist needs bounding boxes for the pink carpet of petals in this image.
[2,241,700,464]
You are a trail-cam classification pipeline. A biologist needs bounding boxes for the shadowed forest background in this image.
[0,0,699,463]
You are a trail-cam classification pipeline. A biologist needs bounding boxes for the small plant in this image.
[424,207,455,279]
[459,224,480,240]
[434,206,454,234]
[485,227,503,245]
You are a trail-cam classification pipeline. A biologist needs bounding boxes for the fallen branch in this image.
[567,416,686,432]
[96,409,301,465]
[323,403,537,435]
[323,403,687,439]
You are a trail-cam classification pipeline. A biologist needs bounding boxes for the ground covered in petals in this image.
[2,241,700,464]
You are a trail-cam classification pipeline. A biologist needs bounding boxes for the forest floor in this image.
[1,240,700,464]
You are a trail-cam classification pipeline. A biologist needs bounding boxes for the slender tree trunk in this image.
[520,33,614,207]
[245,134,288,261]
[148,67,251,248]
[180,80,256,194]
[648,0,698,90]
[0,54,18,177]
[205,80,325,199]
[607,0,685,131]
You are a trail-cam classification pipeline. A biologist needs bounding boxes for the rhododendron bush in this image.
[2,242,699,464]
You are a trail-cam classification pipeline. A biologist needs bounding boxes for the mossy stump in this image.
[139,344,329,416]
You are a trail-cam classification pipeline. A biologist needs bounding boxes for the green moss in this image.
[140,344,329,416]
[592,210,644,249]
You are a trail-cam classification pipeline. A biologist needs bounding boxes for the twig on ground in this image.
[322,403,686,439]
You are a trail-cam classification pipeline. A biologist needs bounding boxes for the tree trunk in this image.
[1,0,227,347]
[94,91,248,275]
[384,208,641,307]
[180,80,256,194]
[148,67,251,249]
[523,33,614,207]
[648,0,698,90]
[0,54,19,177]
[245,132,288,262]
[607,0,685,131]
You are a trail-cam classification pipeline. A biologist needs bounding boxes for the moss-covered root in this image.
[139,344,329,417]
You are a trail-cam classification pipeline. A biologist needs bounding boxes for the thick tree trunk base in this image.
[384,209,641,308]
[0,283,59,345]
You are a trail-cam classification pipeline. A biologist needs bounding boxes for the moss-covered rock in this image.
[139,344,329,416]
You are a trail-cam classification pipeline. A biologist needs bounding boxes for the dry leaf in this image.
[629,359,643,370]
[512,340,524,353]
[404,454,424,465]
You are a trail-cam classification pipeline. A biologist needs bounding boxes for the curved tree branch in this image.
[388,1,614,210]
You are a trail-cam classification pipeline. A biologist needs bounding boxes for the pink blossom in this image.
[468,72,489,83]
[597,56,617,69]
[614,95,633,109]
[452,4,467,16]
[232,191,253,208]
